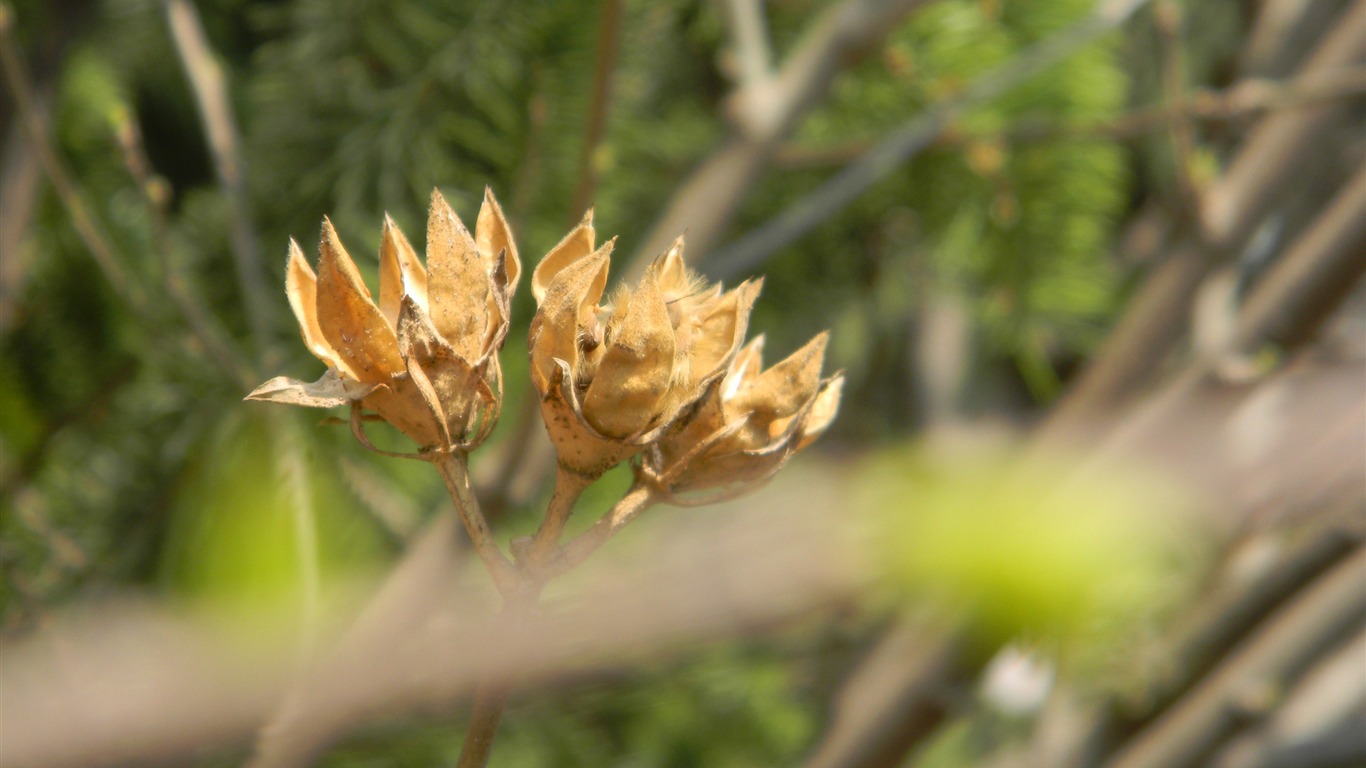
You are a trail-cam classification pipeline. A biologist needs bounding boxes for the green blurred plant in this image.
[862,445,1186,650]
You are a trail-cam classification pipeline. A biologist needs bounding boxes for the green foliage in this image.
[249,0,536,238]
[771,0,1128,411]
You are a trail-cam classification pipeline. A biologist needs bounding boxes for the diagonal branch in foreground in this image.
[0,495,860,768]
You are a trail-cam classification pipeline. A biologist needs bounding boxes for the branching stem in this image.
[442,465,657,767]
[550,481,657,578]
[439,461,595,768]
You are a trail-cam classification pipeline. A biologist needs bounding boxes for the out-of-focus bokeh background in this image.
[1,1,1363,767]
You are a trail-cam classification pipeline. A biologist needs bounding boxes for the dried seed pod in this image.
[247,188,518,451]
[646,332,844,499]
[528,231,757,478]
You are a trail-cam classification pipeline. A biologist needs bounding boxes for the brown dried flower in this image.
[644,332,844,499]
[247,188,520,450]
[529,223,759,478]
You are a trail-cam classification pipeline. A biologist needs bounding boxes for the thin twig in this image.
[111,108,256,388]
[432,451,520,596]
[1154,0,1204,218]
[162,0,272,348]
[457,468,644,767]
[0,3,254,397]
[1198,0,1366,249]
[800,616,969,768]
[1045,529,1360,768]
[1013,67,1366,144]
[548,480,657,577]
[1210,624,1366,768]
[1238,0,1338,78]
[1228,163,1366,356]
[768,67,1366,167]
[456,683,510,768]
[567,0,623,220]
[0,82,43,331]
[454,466,632,768]
[0,4,141,306]
[524,467,593,568]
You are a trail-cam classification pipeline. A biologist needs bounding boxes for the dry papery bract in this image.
[247,188,520,451]
[645,333,845,503]
[528,225,773,479]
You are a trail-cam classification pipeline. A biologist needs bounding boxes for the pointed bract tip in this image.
[738,276,764,301]
[797,330,831,364]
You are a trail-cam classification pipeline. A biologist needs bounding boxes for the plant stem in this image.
[456,682,511,768]
[111,108,256,388]
[550,481,657,578]
[438,451,654,768]
[526,467,593,567]
[434,451,535,768]
[439,460,588,768]
[432,451,520,596]
[450,470,650,767]
[701,0,1153,282]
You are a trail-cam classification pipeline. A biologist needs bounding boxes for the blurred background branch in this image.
[702,0,1153,282]
[163,0,272,349]
[622,0,935,280]
[0,4,140,307]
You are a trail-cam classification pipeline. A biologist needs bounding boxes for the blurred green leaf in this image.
[865,444,1185,647]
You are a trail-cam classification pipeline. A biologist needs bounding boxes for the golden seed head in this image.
[248,188,840,485]
[246,188,518,450]
[528,230,758,478]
